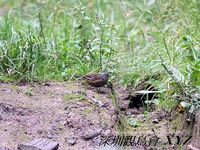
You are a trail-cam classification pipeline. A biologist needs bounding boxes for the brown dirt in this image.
[0,82,117,150]
[0,82,192,150]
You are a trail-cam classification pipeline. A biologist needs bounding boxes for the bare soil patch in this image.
[0,82,117,150]
[0,82,193,150]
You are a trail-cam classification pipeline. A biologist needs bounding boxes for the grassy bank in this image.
[0,0,199,109]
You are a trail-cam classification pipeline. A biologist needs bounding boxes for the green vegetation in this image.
[0,0,199,110]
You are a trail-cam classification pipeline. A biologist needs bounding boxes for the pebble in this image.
[66,137,77,145]
[152,118,159,124]
[81,129,101,141]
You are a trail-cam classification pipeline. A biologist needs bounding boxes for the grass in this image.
[0,0,199,110]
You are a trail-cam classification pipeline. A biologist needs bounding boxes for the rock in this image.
[81,129,101,141]
[66,137,77,145]
[152,118,159,124]
[17,138,59,150]
[43,83,51,86]
[64,107,71,114]
[76,102,83,106]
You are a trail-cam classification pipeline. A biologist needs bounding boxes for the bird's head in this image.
[102,72,109,80]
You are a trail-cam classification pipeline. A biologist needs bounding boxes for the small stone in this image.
[64,107,71,114]
[76,102,83,106]
[17,138,59,150]
[164,122,168,125]
[152,118,159,124]
[66,137,76,146]
[81,129,101,141]
[43,83,50,86]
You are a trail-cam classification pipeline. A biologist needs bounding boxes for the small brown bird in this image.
[82,72,109,87]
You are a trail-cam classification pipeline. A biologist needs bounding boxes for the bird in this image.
[81,72,109,88]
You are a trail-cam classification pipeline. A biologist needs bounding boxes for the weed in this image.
[0,0,199,112]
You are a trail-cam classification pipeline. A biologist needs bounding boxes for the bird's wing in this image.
[82,75,96,81]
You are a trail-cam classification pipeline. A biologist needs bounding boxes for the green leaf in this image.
[170,67,185,83]
[192,62,200,86]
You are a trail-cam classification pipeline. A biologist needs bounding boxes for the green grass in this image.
[0,0,199,109]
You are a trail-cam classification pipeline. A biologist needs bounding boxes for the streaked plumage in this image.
[82,73,109,87]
